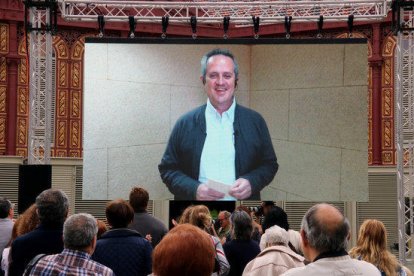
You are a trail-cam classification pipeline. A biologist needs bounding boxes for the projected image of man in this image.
[159,48,278,200]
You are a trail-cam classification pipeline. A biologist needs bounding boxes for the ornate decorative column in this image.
[0,23,8,155]
[369,23,383,165]
[6,22,19,156]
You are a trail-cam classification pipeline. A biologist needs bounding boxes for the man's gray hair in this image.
[36,189,69,226]
[63,213,98,250]
[301,204,350,253]
[200,48,239,83]
[231,210,252,240]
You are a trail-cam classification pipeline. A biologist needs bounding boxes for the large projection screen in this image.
[83,38,368,201]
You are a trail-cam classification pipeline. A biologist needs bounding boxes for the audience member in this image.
[2,204,39,276]
[235,205,261,243]
[27,213,114,275]
[0,198,13,276]
[223,210,261,276]
[243,225,304,275]
[0,198,13,258]
[261,206,302,254]
[178,205,194,224]
[128,187,168,247]
[13,204,39,238]
[152,224,215,276]
[281,203,381,276]
[261,201,276,216]
[9,189,68,276]
[217,211,231,242]
[96,219,108,239]
[93,199,152,276]
[183,205,230,276]
[349,219,412,276]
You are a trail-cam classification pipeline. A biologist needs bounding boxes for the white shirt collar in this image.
[206,98,236,121]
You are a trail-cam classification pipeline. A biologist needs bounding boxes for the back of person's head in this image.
[129,187,149,213]
[105,199,134,228]
[0,197,13,219]
[231,210,253,240]
[301,203,349,253]
[63,213,97,251]
[356,219,387,252]
[262,206,289,233]
[152,224,215,276]
[188,205,212,231]
[178,205,194,224]
[260,225,289,250]
[96,219,108,239]
[349,219,400,276]
[36,189,68,227]
[15,204,39,237]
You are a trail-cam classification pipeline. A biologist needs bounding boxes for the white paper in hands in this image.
[205,179,231,198]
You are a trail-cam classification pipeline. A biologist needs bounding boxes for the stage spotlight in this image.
[128,16,136,38]
[252,16,260,39]
[98,15,105,38]
[161,16,169,38]
[191,16,197,39]
[348,14,354,37]
[317,15,324,38]
[284,16,292,39]
[223,16,230,39]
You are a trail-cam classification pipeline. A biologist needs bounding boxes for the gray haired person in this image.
[9,189,69,276]
[223,211,261,276]
[28,213,114,275]
[282,203,381,276]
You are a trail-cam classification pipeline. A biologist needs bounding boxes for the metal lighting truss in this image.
[59,0,389,24]
[26,1,56,164]
[395,1,414,264]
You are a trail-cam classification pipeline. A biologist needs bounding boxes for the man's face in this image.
[218,213,229,228]
[203,55,236,112]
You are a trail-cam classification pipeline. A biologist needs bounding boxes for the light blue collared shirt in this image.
[199,98,236,200]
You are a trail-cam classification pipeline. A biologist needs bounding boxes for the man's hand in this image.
[196,183,225,200]
[229,178,252,199]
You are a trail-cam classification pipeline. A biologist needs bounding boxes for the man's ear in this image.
[200,75,205,85]
[235,79,238,88]
[300,229,308,247]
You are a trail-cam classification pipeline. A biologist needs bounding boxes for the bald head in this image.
[301,203,350,254]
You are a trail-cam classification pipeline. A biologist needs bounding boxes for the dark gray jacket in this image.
[158,104,278,200]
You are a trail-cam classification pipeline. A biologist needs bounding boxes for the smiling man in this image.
[159,48,278,200]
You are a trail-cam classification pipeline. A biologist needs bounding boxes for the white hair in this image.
[259,225,289,250]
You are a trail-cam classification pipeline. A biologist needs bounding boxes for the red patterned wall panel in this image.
[0,24,9,54]
[381,36,396,165]
[69,39,84,157]
[0,24,8,154]
[15,39,29,156]
[52,37,70,157]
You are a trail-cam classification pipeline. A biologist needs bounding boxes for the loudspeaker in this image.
[18,165,52,214]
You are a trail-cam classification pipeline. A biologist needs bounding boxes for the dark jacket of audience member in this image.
[153,224,215,276]
[128,187,167,247]
[92,199,152,276]
[9,189,68,276]
[223,211,261,276]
